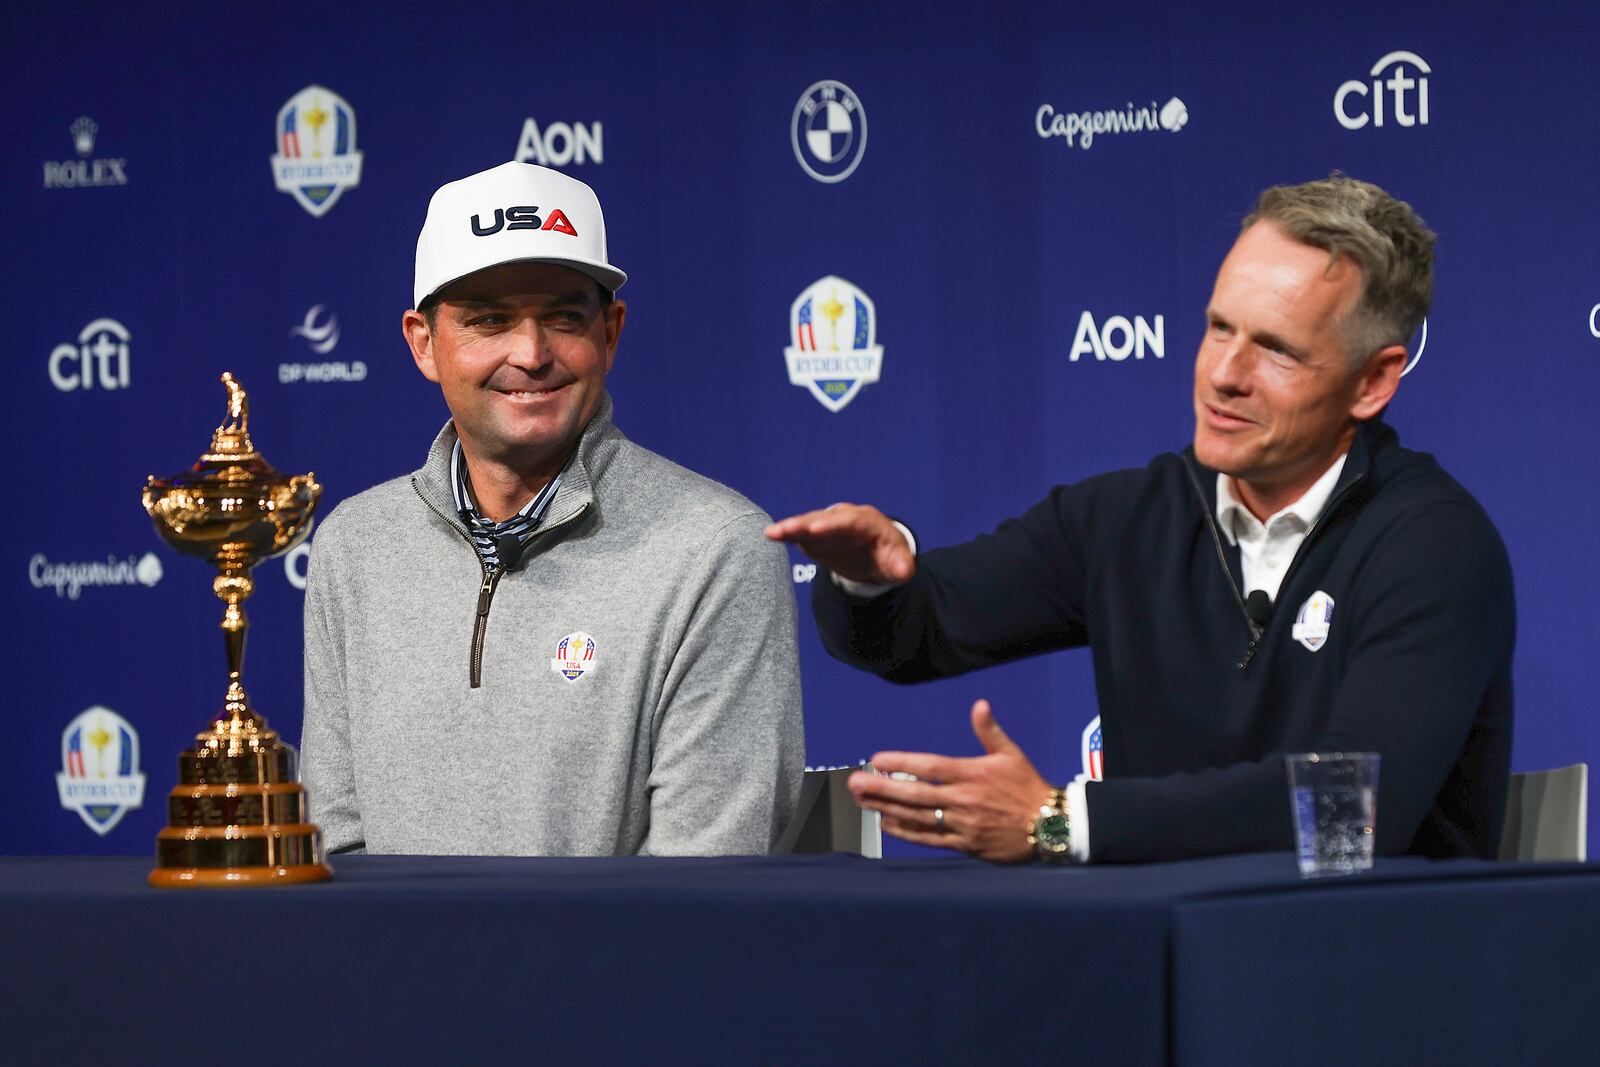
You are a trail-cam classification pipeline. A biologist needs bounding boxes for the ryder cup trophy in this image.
[141,373,331,887]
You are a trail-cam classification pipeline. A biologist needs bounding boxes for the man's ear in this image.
[1350,343,1406,420]
[402,309,440,383]
[603,299,627,372]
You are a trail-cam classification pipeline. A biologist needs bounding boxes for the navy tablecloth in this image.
[1,852,1596,1065]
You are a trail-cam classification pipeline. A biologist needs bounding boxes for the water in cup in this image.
[1286,753,1380,877]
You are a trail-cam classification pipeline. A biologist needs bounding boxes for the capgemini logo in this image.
[30,551,163,599]
[135,553,164,587]
[1036,96,1189,149]
[1158,97,1189,132]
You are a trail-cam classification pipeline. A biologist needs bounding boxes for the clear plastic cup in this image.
[1285,752,1380,877]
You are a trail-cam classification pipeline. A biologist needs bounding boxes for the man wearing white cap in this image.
[300,161,804,856]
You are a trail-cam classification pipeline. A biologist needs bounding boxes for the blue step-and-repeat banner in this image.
[4,1,1597,856]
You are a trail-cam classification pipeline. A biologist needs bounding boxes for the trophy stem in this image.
[214,566,257,726]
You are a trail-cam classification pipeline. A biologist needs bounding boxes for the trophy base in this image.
[149,863,333,889]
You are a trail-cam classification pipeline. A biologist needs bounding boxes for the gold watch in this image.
[1027,787,1072,863]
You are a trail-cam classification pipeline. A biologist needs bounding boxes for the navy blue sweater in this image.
[813,420,1514,862]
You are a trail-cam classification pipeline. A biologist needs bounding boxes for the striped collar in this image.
[449,439,565,569]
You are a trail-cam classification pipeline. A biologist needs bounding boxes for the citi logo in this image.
[515,118,603,167]
[1334,51,1430,130]
[470,206,578,237]
[1069,312,1165,362]
[49,318,130,391]
[31,552,163,599]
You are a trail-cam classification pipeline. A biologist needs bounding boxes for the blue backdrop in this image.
[5,0,1596,856]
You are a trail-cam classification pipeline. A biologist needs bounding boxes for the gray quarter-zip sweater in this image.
[300,396,804,855]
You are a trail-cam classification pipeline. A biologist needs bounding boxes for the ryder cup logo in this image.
[57,706,146,835]
[1292,591,1336,652]
[271,85,364,217]
[784,276,884,412]
[551,631,598,682]
[792,80,867,183]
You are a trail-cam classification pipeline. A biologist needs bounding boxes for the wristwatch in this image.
[1027,787,1072,863]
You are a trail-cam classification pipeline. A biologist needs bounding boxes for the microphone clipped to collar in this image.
[1243,589,1274,630]
[494,533,527,571]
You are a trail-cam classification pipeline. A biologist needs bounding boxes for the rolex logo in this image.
[71,116,98,156]
[44,117,127,189]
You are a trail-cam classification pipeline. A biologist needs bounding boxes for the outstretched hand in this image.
[847,700,1053,863]
[764,503,915,586]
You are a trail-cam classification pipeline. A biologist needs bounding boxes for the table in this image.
[2,852,1596,1065]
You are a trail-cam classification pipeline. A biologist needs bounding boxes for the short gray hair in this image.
[1243,174,1435,368]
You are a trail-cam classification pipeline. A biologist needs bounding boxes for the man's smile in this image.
[1201,402,1258,430]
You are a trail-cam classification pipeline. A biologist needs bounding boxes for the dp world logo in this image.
[784,276,884,412]
[792,80,867,183]
[57,706,146,835]
[271,84,364,217]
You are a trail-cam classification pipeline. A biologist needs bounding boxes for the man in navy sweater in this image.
[767,175,1513,864]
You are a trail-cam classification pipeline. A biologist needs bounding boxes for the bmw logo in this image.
[791,80,867,184]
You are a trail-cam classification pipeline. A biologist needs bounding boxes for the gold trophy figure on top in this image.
[142,373,331,887]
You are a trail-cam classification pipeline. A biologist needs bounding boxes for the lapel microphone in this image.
[494,533,526,571]
[1244,589,1274,629]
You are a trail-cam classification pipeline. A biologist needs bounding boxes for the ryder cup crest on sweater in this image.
[1292,591,1335,652]
[551,631,599,682]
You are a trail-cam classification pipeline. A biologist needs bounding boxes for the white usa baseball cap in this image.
[412,160,627,308]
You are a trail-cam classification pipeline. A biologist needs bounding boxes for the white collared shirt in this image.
[1215,452,1349,603]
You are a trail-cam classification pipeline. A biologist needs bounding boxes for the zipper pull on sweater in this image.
[476,568,498,617]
